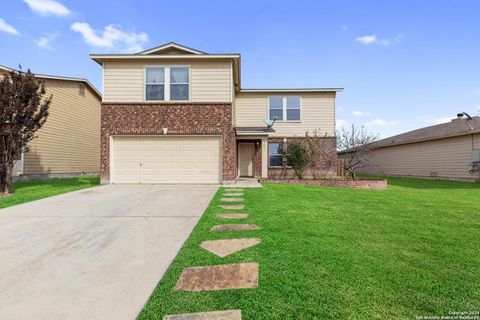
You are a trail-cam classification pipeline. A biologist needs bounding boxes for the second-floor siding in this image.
[235,91,336,137]
[102,59,233,103]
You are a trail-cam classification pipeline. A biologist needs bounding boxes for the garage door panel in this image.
[111,136,222,184]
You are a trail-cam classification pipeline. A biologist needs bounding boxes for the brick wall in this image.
[100,102,236,183]
[267,137,338,179]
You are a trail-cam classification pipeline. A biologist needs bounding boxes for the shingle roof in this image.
[371,116,480,149]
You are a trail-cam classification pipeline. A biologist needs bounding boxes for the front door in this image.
[238,143,255,177]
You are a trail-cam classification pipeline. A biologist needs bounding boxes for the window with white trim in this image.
[146,67,165,100]
[269,143,284,167]
[170,67,189,100]
[268,96,301,121]
[145,66,189,101]
[268,96,283,121]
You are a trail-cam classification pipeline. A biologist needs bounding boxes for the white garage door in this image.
[111,136,222,184]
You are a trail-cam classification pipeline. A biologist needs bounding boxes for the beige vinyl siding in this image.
[235,92,336,137]
[103,59,232,102]
[359,134,480,181]
[24,79,101,174]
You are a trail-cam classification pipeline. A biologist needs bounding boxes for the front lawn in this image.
[139,177,480,319]
[0,176,100,209]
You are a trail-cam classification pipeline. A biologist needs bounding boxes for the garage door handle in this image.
[139,162,142,167]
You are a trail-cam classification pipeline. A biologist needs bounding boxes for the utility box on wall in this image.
[472,149,480,162]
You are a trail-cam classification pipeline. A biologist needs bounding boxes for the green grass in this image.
[139,177,480,319]
[0,176,100,209]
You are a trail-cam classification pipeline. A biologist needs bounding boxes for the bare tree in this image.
[337,124,378,180]
[0,68,51,195]
[304,129,337,179]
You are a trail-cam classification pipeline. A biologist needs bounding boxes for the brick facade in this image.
[100,102,236,183]
[267,137,338,179]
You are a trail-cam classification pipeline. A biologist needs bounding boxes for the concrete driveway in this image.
[0,184,218,320]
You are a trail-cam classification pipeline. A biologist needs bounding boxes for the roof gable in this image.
[136,42,205,55]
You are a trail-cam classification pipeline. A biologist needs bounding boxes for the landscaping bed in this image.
[261,178,387,189]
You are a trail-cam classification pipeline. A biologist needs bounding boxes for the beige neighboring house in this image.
[90,42,342,184]
[0,65,101,180]
[342,116,480,182]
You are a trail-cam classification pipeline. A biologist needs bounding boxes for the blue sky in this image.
[1,0,479,138]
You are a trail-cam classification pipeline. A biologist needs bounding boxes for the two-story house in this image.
[91,42,342,184]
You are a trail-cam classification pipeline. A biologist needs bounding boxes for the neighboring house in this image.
[0,65,101,180]
[340,116,480,182]
[90,42,342,184]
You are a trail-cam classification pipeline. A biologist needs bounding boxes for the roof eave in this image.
[239,88,344,93]
[90,53,241,65]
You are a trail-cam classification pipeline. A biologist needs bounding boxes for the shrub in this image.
[285,142,310,180]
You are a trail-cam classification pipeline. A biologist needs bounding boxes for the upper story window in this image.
[170,67,189,100]
[268,96,301,121]
[145,66,189,101]
[146,67,165,100]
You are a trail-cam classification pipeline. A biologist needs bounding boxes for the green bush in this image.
[285,142,310,179]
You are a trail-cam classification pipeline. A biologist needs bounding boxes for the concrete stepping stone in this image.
[224,188,243,192]
[175,263,258,291]
[220,198,244,202]
[223,193,243,196]
[163,310,241,320]
[216,213,249,219]
[200,238,261,258]
[211,224,260,231]
[218,204,245,210]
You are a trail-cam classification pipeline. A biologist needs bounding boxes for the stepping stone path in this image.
[218,204,245,210]
[200,238,262,258]
[216,213,249,219]
[223,193,243,197]
[211,224,260,231]
[171,186,263,318]
[220,198,244,202]
[175,263,258,291]
[163,309,241,320]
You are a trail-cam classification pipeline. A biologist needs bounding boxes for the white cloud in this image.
[71,22,149,53]
[341,25,348,31]
[34,33,58,50]
[356,35,377,44]
[23,0,70,17]
[356,33,403,46]
[366,119,398,126]
[0,18,20,35]
[473,89,480,95]
[425,117,452,125]
[336,119,347,129]
[352,110,371,116]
